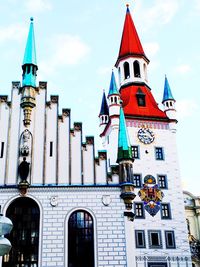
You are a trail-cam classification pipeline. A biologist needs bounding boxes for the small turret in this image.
[20,18,38,127]
[162,75,176,121]
[107,70,120,122]
[99,90,109,134]
[117,105,135,210]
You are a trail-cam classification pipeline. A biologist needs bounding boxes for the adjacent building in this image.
[0,5,192,267]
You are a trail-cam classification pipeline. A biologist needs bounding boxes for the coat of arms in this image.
[138,175,164,217]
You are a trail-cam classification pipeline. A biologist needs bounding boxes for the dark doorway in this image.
[68,210,94,267]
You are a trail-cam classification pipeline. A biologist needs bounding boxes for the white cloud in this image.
[144,42,159,57]
[176,99,199,119]
[40,34,90,75]
[138,0,179,30]
[174,64,191,74]
[97,66,111,76]
[24,0,52,12]
[0,24,26,44]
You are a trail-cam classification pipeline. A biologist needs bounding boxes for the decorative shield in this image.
[138,175,164,217]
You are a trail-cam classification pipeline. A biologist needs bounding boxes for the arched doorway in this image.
[2,197,40,267]
[68,210,94,267]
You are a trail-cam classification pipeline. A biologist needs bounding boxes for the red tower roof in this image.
[121,84,168,120]
[116,5,148,66]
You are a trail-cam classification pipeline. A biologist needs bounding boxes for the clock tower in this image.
[100,5,191,266]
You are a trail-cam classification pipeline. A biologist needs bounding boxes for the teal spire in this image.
[117,106,132,163]
[99,91,109,116]
[22,17,38,87]
[162,75,175,103]
[108,71,119,96]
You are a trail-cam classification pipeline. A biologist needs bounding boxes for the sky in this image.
[0,0,199,195]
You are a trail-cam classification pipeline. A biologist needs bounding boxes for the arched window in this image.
[114,96,117,104]
[134,61,141,78]
[68,210,94,267]
[124,62,130,79]
[118,67,121,84]
[2,197,40,267]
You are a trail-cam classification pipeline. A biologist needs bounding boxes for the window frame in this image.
[155,147,165,161]
[132,173,142,188]
[135,230,146,248]
[157,174,168,189]
[148,230,162,249]
[134,202,145,219]
[131,145,140,159]
[165,230,176,249]
[161,203,171,220]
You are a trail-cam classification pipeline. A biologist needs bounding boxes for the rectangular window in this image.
[155,147,164,160]
[134,202,145,219]
[161,203,171,219]
[50,141,53,157]
[148,263,167,267]
[158,175,168,189]
[0,142,4,158]
[165,231,176,248]
[135,230,146,248]
[133,174,142,188]
[131,146,140,159]
[148,230,162,248]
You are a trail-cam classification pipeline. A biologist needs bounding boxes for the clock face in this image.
[137,128,155,144]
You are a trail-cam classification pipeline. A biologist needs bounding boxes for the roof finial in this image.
[30,17,34,22]
[126,4,129,8]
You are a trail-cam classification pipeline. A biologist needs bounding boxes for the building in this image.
[0,5,192,267]
[183,191,200,267]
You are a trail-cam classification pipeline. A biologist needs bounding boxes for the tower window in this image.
[131,145,140,159]
[155,147,164,160]
[135,230,146,248]
[134,60,141,77]
[148,230,162,249]
[133,174,142,188]
[157,175,168,189]
[0,142,4,158]
[50,141,53,157]
[2,197,40,267]
[114,96,117,104]
[68,210,94,267]
[124,62,130,79]
[161,203,171,219]
[136,88,146,107]
[134,202,145,218]
[165,231,176,248]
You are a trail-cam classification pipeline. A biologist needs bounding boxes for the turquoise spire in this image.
[99,91,109,116]
[108,70,119,96]
[162,75,175,103]
[22,17,38,87]
[117,106,132,163]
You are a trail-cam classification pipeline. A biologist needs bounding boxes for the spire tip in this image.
[30,17,34,22]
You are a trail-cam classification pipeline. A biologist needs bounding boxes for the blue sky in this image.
[0,0,199,195]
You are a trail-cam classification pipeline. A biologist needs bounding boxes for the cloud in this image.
[40,34,90,76]
[176,99,199,119]
[24,0,52,12]
[0,24,26,44]
[138,0,179,30]
[144,42,159,57]
[97,66,111,76]
[174,64,191,74]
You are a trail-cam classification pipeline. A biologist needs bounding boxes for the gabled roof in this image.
[116,5,148,66]
[108,71,119,96]
[99,91,109,116]
[117,106,132,163]
[162,76,175,103]
[23,17,37,66]
[121,84,168,120]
